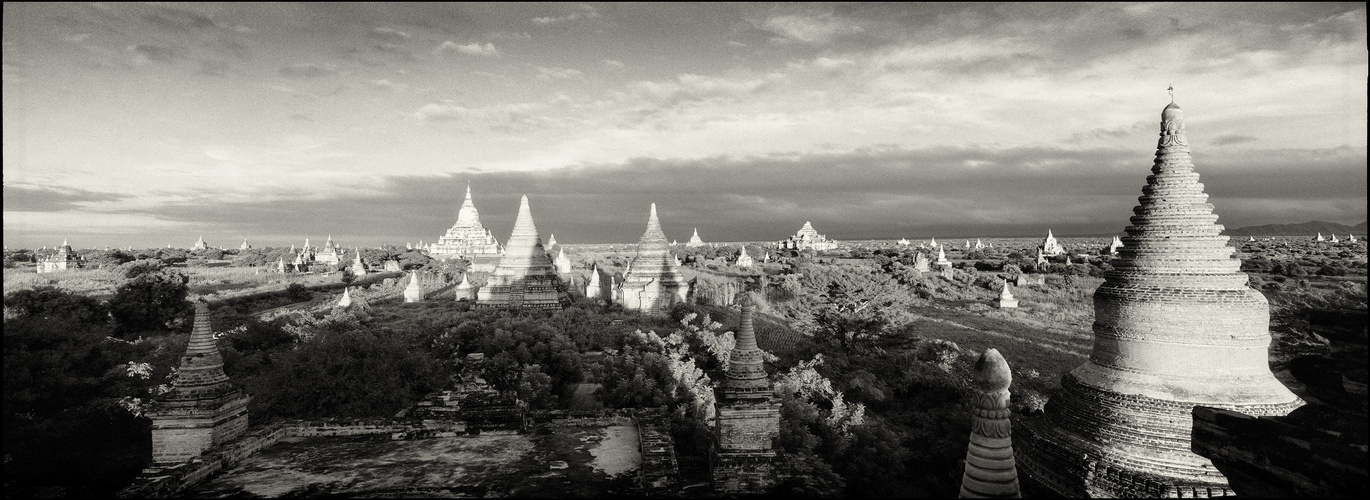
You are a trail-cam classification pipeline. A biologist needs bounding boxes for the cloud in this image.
[279,63,339,79]
[489,31,532,40]
[106,144,1362,245]
[1212,134,1258,146]
[3,185,129,212]
[602,59,626,70]
[536,66,585,81]
[434,41,500,57]
[370,78,408,92]
[411,100,555,131]
[64,33,91,43]
[532,3,600,25]
[369,26,411,41]
[128,44,183,63]
[198,59,229,76]
[757,12,863,44]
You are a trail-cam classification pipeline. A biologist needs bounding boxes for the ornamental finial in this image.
[1167,84,1174,103]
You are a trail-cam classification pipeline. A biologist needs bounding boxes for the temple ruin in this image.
[146,302,251,464]
[475,195,569,310]
[1015,99,1303,497]
[712,293,781,494]
[616,203,688,316]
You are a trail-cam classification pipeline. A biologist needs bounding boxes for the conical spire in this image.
[166,302,231,399]
[959,348,1020,498]
[724,293,770,400]
[476,195,566,309]
[619,203,688,315]
[338,287,352,308]
[1017,98,1301,497]
[403,272,424,302]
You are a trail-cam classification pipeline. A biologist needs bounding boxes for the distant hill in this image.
[1226,220,1367,236]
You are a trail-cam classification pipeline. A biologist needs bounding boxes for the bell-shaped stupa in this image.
[616,203,688,316]
[476,195,568,310]
[1016,98,1302,497]
[686,227,706,247]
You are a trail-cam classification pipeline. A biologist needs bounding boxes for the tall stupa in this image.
[476,195,568,310]
[146,302,250,464]
[616,203,688,316]
[1016,97,1302,497]
[429,183,504,273]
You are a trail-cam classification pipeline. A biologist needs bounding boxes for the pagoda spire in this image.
[167,301,231,399]
[1016,98,1301,497]
[959,348,1021,498]
[724,293,770,400]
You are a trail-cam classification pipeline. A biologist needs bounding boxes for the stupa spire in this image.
[960,348,1021,498]
[618,203,687,315]
[475,195,567,309]
[1016,98,1301,497]
[723,293,770,400]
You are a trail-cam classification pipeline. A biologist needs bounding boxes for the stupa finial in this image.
[1168,84,1174,103]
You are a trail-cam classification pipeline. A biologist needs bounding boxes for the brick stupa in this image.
[147,302,250,464]
[476,195,568,310]
[961,348,1021,498]
[713,293,781,493]
[616,203,688,316]
[1016,99,1303,497]
[686,227,706,247]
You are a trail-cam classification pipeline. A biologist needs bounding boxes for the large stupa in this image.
[476,195,568,310]
[429,183,504,273]
[616,203,688,316]
[1016,98,1303,497]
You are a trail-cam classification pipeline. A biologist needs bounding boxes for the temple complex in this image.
[146,302,251,464]
[314,235,341,265]
[1015,98,1303,497]
[913,252,932,273]
[36,239,79,273]
[779,221,837,251]
[239,238,251,251]
[734,249,754,268]
[192,236,208,251]
[428,184,505,274]
[898,238,911,246]
[1106,235,1124,256]
[712,294,781,494]
[995,281,1018,309]
[687,228,706,247]
[475,196,569,310]
[960,348,1021,498]
[1040,230,1064,256]
[403,272,424,303]
[616,203,689,316]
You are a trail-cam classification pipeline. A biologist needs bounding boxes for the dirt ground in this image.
[183,426,641,498]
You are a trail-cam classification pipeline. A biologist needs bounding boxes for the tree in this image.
[804,269,918,354]
[4,287,109,326]
[109,270,190,336]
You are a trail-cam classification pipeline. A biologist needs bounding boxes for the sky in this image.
[3,2,1366,249]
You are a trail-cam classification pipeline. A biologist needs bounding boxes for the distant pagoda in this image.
[476,195,568,310]
[734,248,754,268]
[192,235,208,251]
[779,221,836,251]
[239,238,251,251]
[1016,98,1302,497]
[616,203,688,316]
[1039,230,1064,256]
[686,228,706,247]
[146,302,250,464]
[429,183,504,272]
[37,239,78,273]
[314,234,341,265]
[712,293,781,493]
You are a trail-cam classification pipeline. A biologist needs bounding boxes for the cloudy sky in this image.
[4,3,1366,249]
